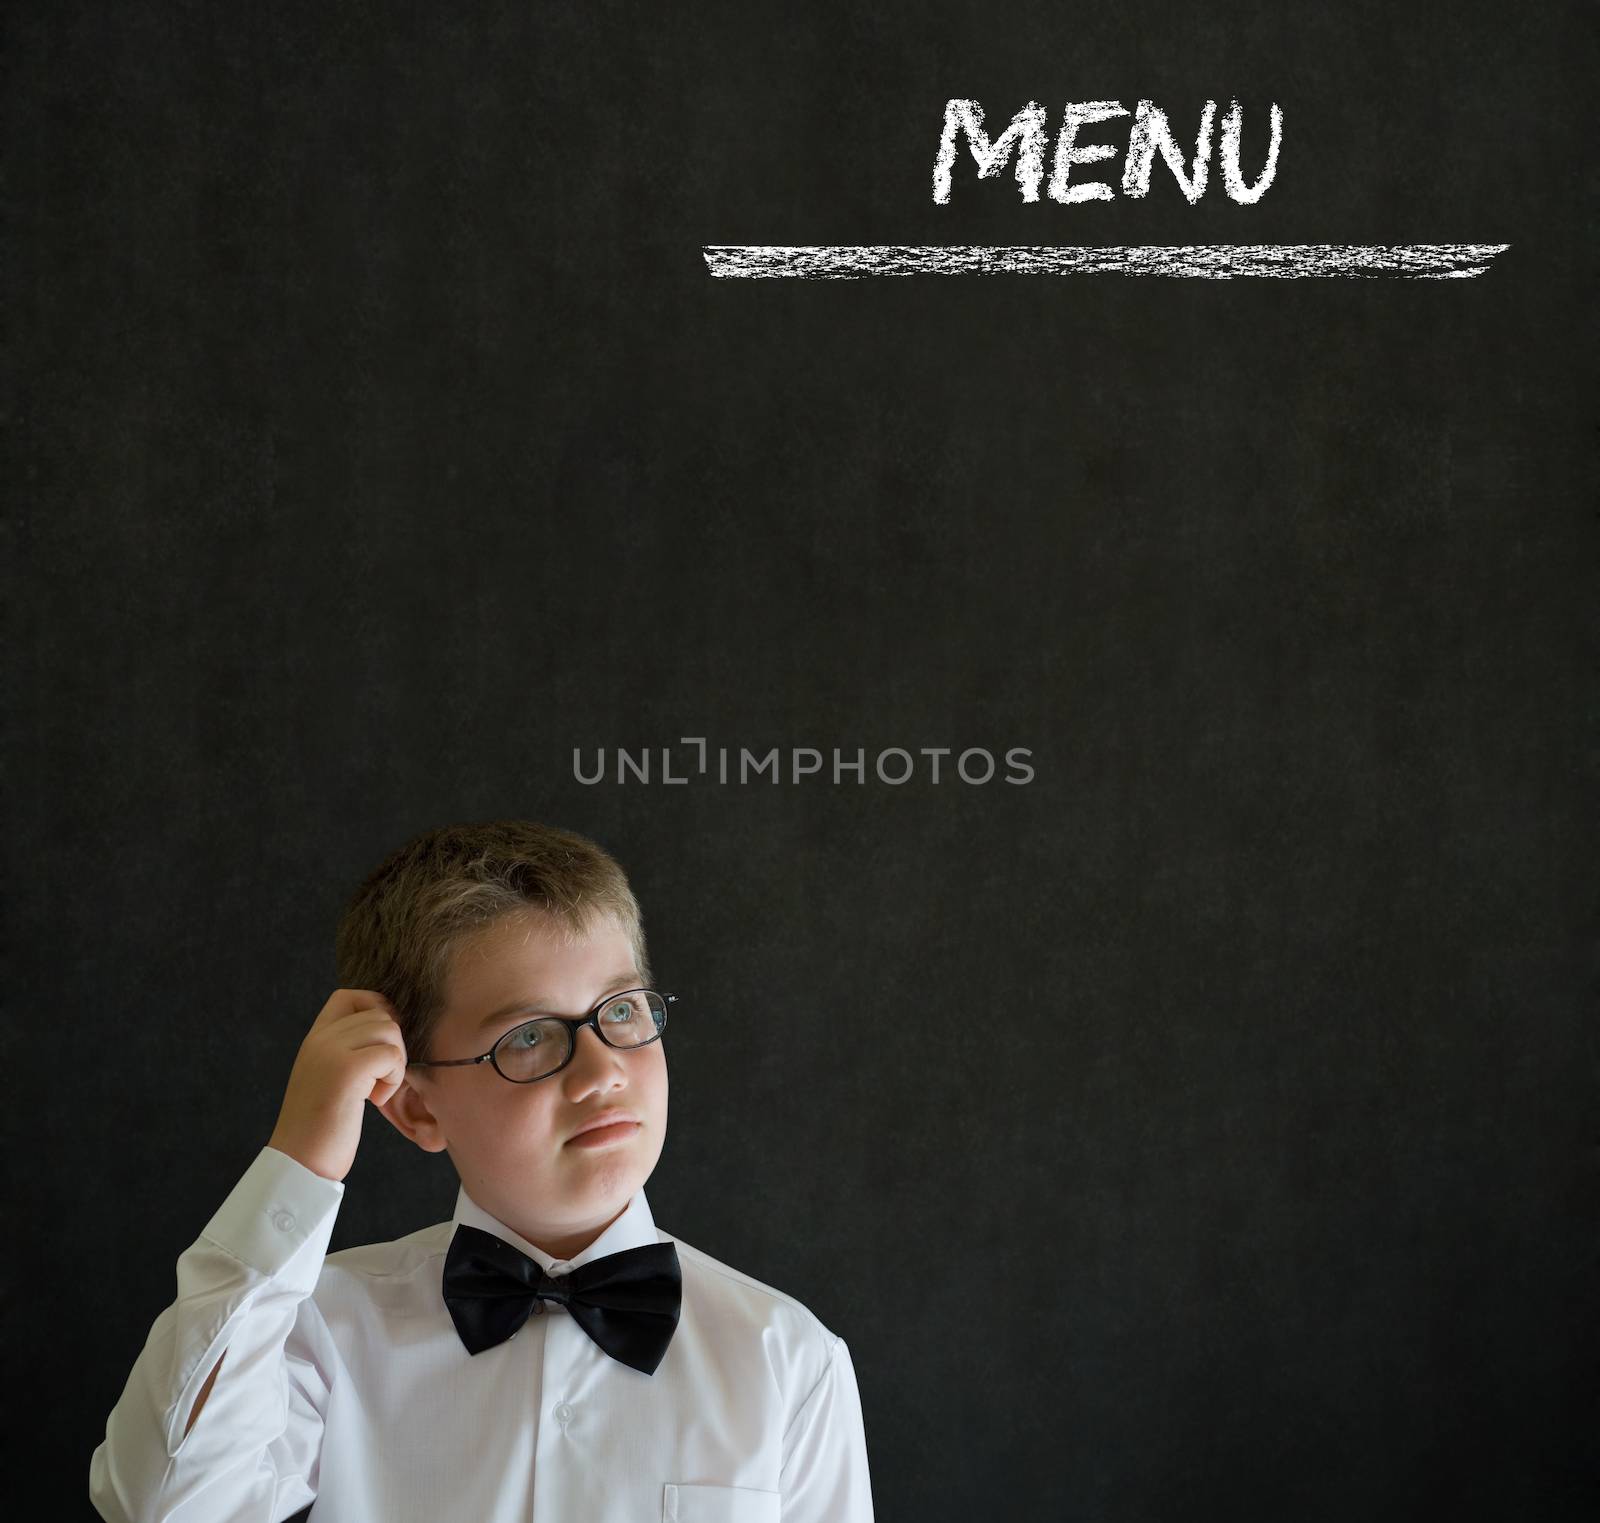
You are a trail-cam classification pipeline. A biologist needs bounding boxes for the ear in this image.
[377,1076,451,1153]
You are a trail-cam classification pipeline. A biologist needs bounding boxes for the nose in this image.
[564,1022,627,1096]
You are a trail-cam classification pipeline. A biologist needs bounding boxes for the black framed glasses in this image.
[408,988,674,1084]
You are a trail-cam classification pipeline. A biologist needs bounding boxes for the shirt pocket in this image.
[662,1481,783,1523]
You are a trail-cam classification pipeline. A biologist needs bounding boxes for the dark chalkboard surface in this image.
[12,2,1595,1518]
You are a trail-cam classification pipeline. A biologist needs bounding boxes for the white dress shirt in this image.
[90,1146,874,1523]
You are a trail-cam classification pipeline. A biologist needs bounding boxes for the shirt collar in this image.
[451,1184,659,1272]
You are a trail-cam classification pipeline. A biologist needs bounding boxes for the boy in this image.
[90,820,874,1522]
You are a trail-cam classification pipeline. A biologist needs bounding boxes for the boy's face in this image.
[379,907,668,1261]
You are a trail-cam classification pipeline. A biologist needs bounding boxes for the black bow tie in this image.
[442,1223,682,1375]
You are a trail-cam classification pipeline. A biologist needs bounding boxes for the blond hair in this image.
[334,820,650,1064]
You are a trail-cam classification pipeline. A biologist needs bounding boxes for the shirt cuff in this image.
[196,1146,345,1288]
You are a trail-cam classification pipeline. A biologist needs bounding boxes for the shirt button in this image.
[553,1402,574,1424]
[271,1209,296,1232]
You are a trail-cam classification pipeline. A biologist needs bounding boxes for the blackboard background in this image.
[10,1,1596,1518]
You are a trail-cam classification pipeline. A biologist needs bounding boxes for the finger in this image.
[320,989,397,1025]
[368,1073,405,1107]
[349,1034,408,1066]
[336,1011,406,1040]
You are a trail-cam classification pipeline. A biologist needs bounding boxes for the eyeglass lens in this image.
[493,990,666,1082]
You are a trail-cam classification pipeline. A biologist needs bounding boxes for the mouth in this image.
[566,1121,640,1149]
[566,1111,641,1146]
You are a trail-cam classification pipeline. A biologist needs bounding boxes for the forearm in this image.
[89,1149,343,1523]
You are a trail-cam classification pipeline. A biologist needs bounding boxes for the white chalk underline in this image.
[702,244,1510,279]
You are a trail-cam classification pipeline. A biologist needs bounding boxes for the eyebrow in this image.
[474,972,643,1031]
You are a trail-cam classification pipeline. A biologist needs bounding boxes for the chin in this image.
[560,1145,641,1186]
[586,1154,647,1191]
